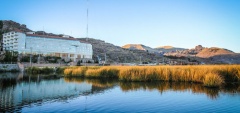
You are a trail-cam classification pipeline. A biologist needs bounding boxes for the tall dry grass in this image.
[64,66,100,77]
[63,65,240,87]
[203,72,224,87]
[85,67,119,78]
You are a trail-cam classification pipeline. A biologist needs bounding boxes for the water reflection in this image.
[64,78,240,100]
[0,74,92,112]
[1,73,240,112]
[120,82,222,99]
[64,77,117,88]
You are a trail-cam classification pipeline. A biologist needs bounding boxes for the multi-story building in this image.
[2,30,93,62]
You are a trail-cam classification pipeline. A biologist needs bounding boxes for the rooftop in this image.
[26,34,79,41]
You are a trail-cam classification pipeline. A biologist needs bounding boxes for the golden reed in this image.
[63,65,240,87]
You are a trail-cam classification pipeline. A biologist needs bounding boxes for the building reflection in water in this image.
[0,73,92,112]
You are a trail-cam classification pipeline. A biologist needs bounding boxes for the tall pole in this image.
[86,0,89,40]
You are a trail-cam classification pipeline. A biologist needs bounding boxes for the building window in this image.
[70,54,74,57]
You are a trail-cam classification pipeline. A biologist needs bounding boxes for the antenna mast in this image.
[86,0,89,40]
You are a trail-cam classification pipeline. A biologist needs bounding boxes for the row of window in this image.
[3,46,17,49]
[3,39,17,42]
[3,32,17,36]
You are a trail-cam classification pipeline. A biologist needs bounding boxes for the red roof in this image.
[26,34,79,41]
[12,28,24,33]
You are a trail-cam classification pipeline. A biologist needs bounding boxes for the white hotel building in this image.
[2,30,93,61]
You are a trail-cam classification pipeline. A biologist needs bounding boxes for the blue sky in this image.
[1,0,240,52]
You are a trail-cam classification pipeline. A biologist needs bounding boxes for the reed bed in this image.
[64,66,99,77]
[203,72,223,87]
[85,67,119,78]
[63,65,240,87]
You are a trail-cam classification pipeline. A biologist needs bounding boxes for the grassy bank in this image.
[63,65,240,87]
[25,66,66,74]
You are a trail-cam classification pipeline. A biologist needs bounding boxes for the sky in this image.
[0,0,240,52]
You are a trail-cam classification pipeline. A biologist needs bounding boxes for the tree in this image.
[1,51,18,63]
[0,20,3,41]
[76,60,81,66]
[0,20,3,29]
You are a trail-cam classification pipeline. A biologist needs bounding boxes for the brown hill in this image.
[196,47,234,58]
[122,44,158,53]
[122,44,145,50]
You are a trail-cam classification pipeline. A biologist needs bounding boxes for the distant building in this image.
[2,30,93,61]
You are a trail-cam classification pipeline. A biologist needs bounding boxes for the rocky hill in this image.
[164,45,235,58]
[163,45,240,64]
[208,54,240,64]
[78,38,162,63]
[163,45,204,57]
[196,47,234,58]
[122,44,158,53]
[122,44,186,53]
[0,20,69,37]
[1,20,32,32]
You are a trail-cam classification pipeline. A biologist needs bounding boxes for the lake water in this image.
[1,73,240,113]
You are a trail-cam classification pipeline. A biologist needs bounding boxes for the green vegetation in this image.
[63,65,240,87]
[0,21,3,51]
[0,20,3,33]
[45,56,61,63]
[25,66,66,75]
[0,20,3,28]
[20,55,31,62]
[0,51,18,63]
[26,66,55,74]
[55,67,66,74]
